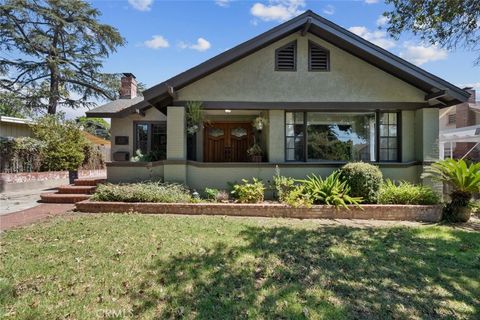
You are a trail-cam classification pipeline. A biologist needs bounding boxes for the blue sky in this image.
[65,0,479,117]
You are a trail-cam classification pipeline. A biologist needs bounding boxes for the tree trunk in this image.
[47,27,60,115]
[48,72,59,114]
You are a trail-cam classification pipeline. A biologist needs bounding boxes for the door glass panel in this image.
[231,127,247,138]
[208,127,224,138]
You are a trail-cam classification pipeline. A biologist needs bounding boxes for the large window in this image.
[285,111,400,162]
[134,122,167,159]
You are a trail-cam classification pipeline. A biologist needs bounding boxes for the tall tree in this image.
[0,0,126,114]
[383,0,480,64]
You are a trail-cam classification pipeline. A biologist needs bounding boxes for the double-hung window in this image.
[285,111,400,162]
[134,122,167,159]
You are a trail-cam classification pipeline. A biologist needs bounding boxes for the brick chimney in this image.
[120,73,137,99]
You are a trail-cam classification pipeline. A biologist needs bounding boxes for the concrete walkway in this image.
[0,203,74,231]
[1,188,56,215]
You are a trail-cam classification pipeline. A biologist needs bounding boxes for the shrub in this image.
[91,182,192,203]
[340,162,383,203]
[32,115,87,171]
[204,188,229,202]
[298,171,362,209]
[231,178,265,203]
[272,168,296,203]
[0,137,45,173]
[378,180,440,205]
[284,185,313,208]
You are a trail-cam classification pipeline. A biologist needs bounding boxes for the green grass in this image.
[1,214,479,319]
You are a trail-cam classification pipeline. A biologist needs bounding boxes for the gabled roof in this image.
[88,10,469,117]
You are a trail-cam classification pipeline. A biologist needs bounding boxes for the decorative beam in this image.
[425,90,447,101]
[166,84,177,99]
[135,108,145,116]
[301,18,312,36]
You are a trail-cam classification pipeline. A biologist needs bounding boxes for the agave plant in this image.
[298,171,362,209]
[422,159,480,222]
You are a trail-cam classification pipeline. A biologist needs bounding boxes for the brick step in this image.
[57,185,97,194]
[74,178,106,186]
[40,193,90,204]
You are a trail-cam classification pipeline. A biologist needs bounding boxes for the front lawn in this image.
[1,214,479,319]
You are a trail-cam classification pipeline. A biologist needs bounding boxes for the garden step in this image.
[74,178,106,186]
[57,185,97,194]
[40,193,90,204]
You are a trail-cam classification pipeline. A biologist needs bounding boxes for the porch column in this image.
[268,110,285,163]
[415,107,441,190]
[165,106,187,184]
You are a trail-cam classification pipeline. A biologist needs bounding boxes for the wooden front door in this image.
[204,123,252,162]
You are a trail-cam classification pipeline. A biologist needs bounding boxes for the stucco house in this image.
[87,10,470,190]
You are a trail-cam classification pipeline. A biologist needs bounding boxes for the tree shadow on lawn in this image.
[130,225,480,319]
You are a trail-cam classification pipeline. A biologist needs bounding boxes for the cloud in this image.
[348,26,396,49]
[215,0,231,7]
[178,38,212,52]
[322,5,335,15]
[365,0,379,3]
[144,35,169,49]
[399,43,448,65]
[376,15,389,26]
[250,0,305,22]
[128,0,153,11]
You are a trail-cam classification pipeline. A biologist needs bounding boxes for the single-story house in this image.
[0,116,33,138]
[87,10,470,190]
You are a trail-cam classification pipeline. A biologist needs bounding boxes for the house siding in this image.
[177,33,426,103]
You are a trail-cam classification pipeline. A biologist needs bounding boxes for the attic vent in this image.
[275,41,297,71]
[309,41,330,71]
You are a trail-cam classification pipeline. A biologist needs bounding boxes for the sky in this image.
[62,0,479,118]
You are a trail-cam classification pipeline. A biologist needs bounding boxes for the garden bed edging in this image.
[75,201,443,222]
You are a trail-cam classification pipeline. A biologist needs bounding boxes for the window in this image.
[134,122,167,159]
[309,41,330,71]
[285,111,400,162]
[378,112,399,161]
[285,112,305,161]
[307,112,376,161]
[448,113,456,124]
[275,41,297,71]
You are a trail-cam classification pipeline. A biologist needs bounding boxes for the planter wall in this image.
[75,201,443,222]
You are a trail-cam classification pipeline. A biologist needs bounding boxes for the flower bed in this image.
[75,200,442,222]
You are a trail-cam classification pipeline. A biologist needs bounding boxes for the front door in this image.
[204,122,252,162]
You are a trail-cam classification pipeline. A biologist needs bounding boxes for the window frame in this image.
[284,110,402,163]
[274,40,297,72]
[133,121,167,157]
[308,40,330,72]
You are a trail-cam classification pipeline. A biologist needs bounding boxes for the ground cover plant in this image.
[1,214,479,319]
[378,180,441,205]
[231,178,265,203]
[91,182,192,203]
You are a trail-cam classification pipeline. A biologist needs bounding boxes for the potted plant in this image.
[252,115,268,131]
[185,101,205,135]
[247,143,263,162]
[422,159,480,222]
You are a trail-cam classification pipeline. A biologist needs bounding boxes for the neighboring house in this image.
[82,131,112,162]
[87,10,470,189]
[0,116,33,138]
[439,88,480,161]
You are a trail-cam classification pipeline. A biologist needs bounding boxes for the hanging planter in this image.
[252,115,268,132]
[185,101,205,135]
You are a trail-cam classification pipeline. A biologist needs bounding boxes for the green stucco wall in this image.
[178,33,425,103]
[110,107,166,158]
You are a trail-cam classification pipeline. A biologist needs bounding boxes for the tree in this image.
[0,0,126,114]
[383,0,480,64]
[76,116,110,139]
